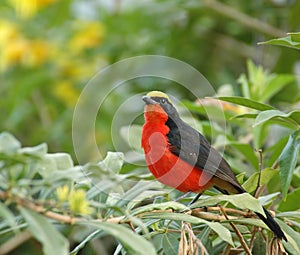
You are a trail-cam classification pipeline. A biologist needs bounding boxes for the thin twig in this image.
[0,191,125,225]
[269,238,287,255]
[272,160,279,170]
[219,205,252,255]
[202,0,285,37]
[183,222,209,255]
[193,206,253,217]
[221,245,231,255]
[249,227,259,251]
[191,211,237,221]
[0,231,31,255]
[254,149,263,198]
[179,223,188,255]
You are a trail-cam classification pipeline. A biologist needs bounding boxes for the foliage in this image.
[1,0,300,254]
[259,32,300,50]
[1,0,300,158]
[1,73,300,254]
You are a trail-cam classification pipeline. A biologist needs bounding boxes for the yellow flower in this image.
[0,20,19,45]
[57,185,70,202]
[9,0,56,19]
[69,189,93,215]
[0,21,49,70]
[0,39,49,70]
[53,80,80,107]
[70,21,105,52]
[1,39,28,70]
[24,40,49,66]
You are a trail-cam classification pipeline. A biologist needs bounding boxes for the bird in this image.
[141,90,287,241]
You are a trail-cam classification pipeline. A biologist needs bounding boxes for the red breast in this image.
[142,103,214,192]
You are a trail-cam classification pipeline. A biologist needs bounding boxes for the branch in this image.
[254,149,264,198]
[219,205,252,255]
[0,231,31,254]
[0,191,125,225]
[183,222,209,255]
[202,0,285,38]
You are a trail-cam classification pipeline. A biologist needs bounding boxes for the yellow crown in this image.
[146,91,172,104]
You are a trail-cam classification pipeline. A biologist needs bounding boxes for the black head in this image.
[142,91,179,119]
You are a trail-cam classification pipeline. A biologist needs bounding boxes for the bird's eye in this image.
[161,98,166,104]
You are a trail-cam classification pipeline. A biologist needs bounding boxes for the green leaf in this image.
[228,142,258,169]
[260,75,295,102]
[242,168,278,193]
[132,201,188,216]
[258,192,280,206]
[120,125,143,152]
[45,167,86,182]
[0,132,21,153]
[162,233,178,255]
[20,208,69,255]
[19,143,48,157]
[253,122,269,150]
[142,212,233,245]
[277,211,300,219]
[252,232,267,255]
[276,219,300,254]
[227,218,266,229]
[98,151,124,173]
[279,130,300,200]
[266,135,289,167]
[114,181,161,208]
[39,153,76,178]
[258,32,300,50]
[278,187,300,211]
[231,113,257,120]
[70,230,101,255]
[216,97,274,111]
[78,221,156,255]
[127,190,168,210]
[253,109,300,128]
[0,202,17,230]
[191,193,265,216]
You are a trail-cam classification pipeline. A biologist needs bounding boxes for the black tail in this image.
[255,207,287,241]
[213,184,287,241]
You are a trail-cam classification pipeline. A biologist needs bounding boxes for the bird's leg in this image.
[188,192,203,206]
[174,191,193,202]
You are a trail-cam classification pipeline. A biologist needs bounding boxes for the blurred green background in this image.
[1,0,300,160]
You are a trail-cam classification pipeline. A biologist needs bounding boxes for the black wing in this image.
[166,117,244,193]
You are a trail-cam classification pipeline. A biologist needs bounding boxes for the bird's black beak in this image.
[142,96,158,105]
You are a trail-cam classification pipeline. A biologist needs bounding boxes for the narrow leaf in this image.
[258,33,300,50]
[132,201,188,216]
[127,190,168,210]
[279,130,300,200]
[216,96,274,111]
[242,168,277,193]
[254,109,300,128]
[143,212,234,245]
[78,221,156,255]
[252,232,267,255]
[162,233,178,255]
[228,142,258,169]
[113,181,161,208]
[70,230,101,255]
[260,75,294,102]
[20,208,69,255]
[278,187,300,211]
[191,193,265,216]
[276,219,300,254]
[99,151,124,173]
[0,132,21,153]
[231,113,257,120]
[0,202,17,229]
